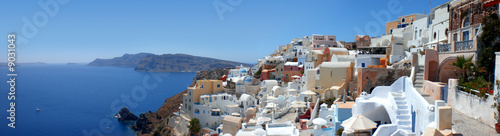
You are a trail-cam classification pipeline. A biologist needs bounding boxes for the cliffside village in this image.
[166,0,500,135]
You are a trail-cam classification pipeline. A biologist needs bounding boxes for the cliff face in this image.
[88,53,153,67]
[130,68,229,135]
[134,54,252,72]
[117,107,139,121]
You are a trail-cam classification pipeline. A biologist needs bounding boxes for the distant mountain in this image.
[88,53,153,67]
[0,62,46,67]
[134,54,252,72]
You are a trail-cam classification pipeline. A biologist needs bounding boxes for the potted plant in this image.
[492,80,500,133]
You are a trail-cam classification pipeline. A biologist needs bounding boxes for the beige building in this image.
[315,62,354,99]
[182,80,224,117]
[223,116,242,135]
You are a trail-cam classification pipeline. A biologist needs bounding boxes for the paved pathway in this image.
[452,109,500,136]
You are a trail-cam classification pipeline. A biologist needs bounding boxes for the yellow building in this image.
[182,80,224,117]
[386,13,426,35]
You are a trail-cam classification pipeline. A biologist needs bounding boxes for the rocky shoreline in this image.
[130,67,231,136]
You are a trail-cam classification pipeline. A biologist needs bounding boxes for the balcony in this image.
[438,43,452,53]
[437,40,475,53]
[455,40,474,52]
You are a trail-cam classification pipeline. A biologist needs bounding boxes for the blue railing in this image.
[438,43,452,53]
[455,40,473,52]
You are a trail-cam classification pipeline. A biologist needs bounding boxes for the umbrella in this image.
[341,115,377,130]
[301,90,317,95]
[312,118,327,126]
[291,75,300,78]
[253,128,266,136]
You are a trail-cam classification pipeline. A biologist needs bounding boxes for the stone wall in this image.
[356,68,410,96]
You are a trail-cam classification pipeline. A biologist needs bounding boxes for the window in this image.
[362,63,365,68]
[217,84,220,88]
[463,15,470,27]
[419,29,422,37]
[401,17,406,23]
[462,31,469,41]
[415,31,417,39]
[453,33,458,42]
[390,29,393,34]
[195,109,199,114]
[201,85,204,88]
[434,32,437,39]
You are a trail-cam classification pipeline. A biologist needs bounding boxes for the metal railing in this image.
[455,40,474,52]
[438,43,452,53]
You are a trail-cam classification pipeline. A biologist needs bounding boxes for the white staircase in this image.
[391,92,412,131]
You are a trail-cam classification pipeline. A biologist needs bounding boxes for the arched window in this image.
[463,15,470,27]
[401,17,406,23]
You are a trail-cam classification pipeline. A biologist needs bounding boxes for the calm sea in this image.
[0,64,195,136]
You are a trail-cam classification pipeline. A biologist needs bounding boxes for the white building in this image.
[193,93,240,129]
[428,2,450,50]
[235,76,261,95]
[352,77,450,135]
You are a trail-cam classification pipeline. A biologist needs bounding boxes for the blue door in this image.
[441,85,448,103]
[411,106,416,132]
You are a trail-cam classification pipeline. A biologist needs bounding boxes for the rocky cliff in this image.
[130,67,229,135]
[117,107,139,121]
[88,53,153,67]
[134,54,252,72]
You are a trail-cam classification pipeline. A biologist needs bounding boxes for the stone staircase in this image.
[413,66,435,104]
[391,92,412,131]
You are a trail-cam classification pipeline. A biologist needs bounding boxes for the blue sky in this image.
[0,0,449,64]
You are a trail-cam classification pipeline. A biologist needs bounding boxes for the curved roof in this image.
[239,68,247,73]
[244,76,253,83]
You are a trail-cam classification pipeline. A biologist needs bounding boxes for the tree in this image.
[189,118,201,136]
[451,55,475,82]
[478,13,500,82]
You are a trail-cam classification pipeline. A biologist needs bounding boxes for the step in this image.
[396,100,407,104]
[397,104,408,109]
[414,80,424,84]
[394,96,405,100]
[397,119,411,125]
[396,115,411,120]
[391,93,403,97]
[416,73,424,76]
[398,109,409,114]
[398,125,412,130]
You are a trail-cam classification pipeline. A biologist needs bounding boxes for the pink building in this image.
[283,62,303,82]
[311,34,337,49]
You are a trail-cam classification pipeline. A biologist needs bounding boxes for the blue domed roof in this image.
[243,76,253,82]
[239,68,247,73]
